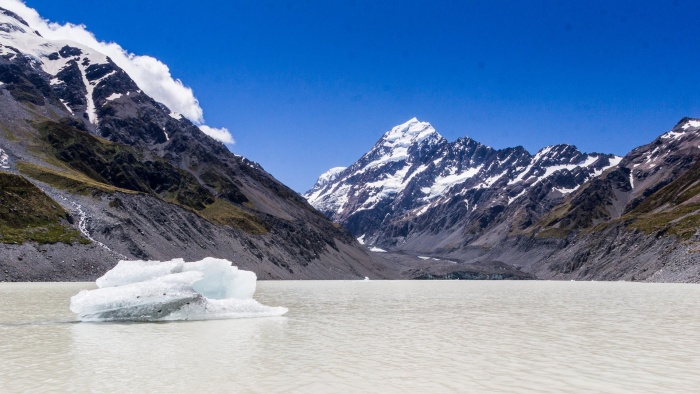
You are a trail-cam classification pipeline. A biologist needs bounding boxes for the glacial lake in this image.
[1,281,699,393]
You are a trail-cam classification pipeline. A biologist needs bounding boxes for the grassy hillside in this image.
[625,161,700,239]
[23,121,269,235]
[0,172,86,244]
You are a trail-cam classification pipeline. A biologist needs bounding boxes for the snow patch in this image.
[589,156,621,178]
[553,186,579,195]
[629,171,635,189]
[475,171,507,189]
[427,165,482,199]
[0,148,9,169]
[681,120,700,130]
[508,189,527,205]
[359,163,429,211]
[357,234,366,245]
[418,256,456,264]
[369,246,387,253]
[77,60,97,124]
[59,99,73,114]
[105,92,122,101]
[609,156,623,167]
[662,130,685,140]
[415,203,432,216]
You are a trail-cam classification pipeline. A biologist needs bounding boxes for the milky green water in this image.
[1,281,699,393]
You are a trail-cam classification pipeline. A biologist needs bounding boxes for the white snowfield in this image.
[70,258,288,322]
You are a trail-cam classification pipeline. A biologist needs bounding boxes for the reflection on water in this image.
[1,281,699,393]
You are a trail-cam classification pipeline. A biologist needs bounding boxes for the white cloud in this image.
[2,0,233,143]
[199,125,235,144]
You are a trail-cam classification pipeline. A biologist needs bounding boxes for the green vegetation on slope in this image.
[199,199,269,235]
[0,172,87,244]
[18,161,138,196]
[527,168,625,239]
[625,161,700,239]
[526,160,700,240]
[37,120,215,210]
[18,121,269,235]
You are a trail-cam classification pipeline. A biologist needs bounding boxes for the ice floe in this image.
[70,257,288,322]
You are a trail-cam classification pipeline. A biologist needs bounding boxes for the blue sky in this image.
[26,0,700,192]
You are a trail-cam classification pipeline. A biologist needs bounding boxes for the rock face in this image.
[0,7,390,281]
[306,118,700,283]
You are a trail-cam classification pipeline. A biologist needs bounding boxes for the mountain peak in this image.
[380,118,441,147]
[673,117,700,129]
[653,117,700,143]
[679,118,700,130]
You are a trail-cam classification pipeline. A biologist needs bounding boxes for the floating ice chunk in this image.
[71,271,204,321]
[71,257,287,322]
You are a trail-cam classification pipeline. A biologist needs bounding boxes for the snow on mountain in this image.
[318,166,347,186]
[305,118,621,246]
[621,117,700,198]
[0,4,232,143]
[0,148,9,169]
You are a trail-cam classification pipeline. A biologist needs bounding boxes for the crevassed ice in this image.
[70,257,287,322]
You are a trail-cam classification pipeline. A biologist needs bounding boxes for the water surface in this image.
[1,281,699,393]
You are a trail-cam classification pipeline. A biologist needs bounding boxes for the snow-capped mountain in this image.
[0,6,383,281]
[0,8,140,127]
[306,117,700,282]
[624,118,700,205]
[306,118,620,246]
[538,117,700,234]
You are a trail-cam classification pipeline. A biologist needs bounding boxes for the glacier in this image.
[70,258,288,322]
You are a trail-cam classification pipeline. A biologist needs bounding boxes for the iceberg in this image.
[70,257,288,322]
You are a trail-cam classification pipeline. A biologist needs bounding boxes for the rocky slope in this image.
[307,118,700,282]
[0,7,390,281]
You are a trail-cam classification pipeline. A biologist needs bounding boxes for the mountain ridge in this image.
[306,117,700,282]
[306,117,621,243]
